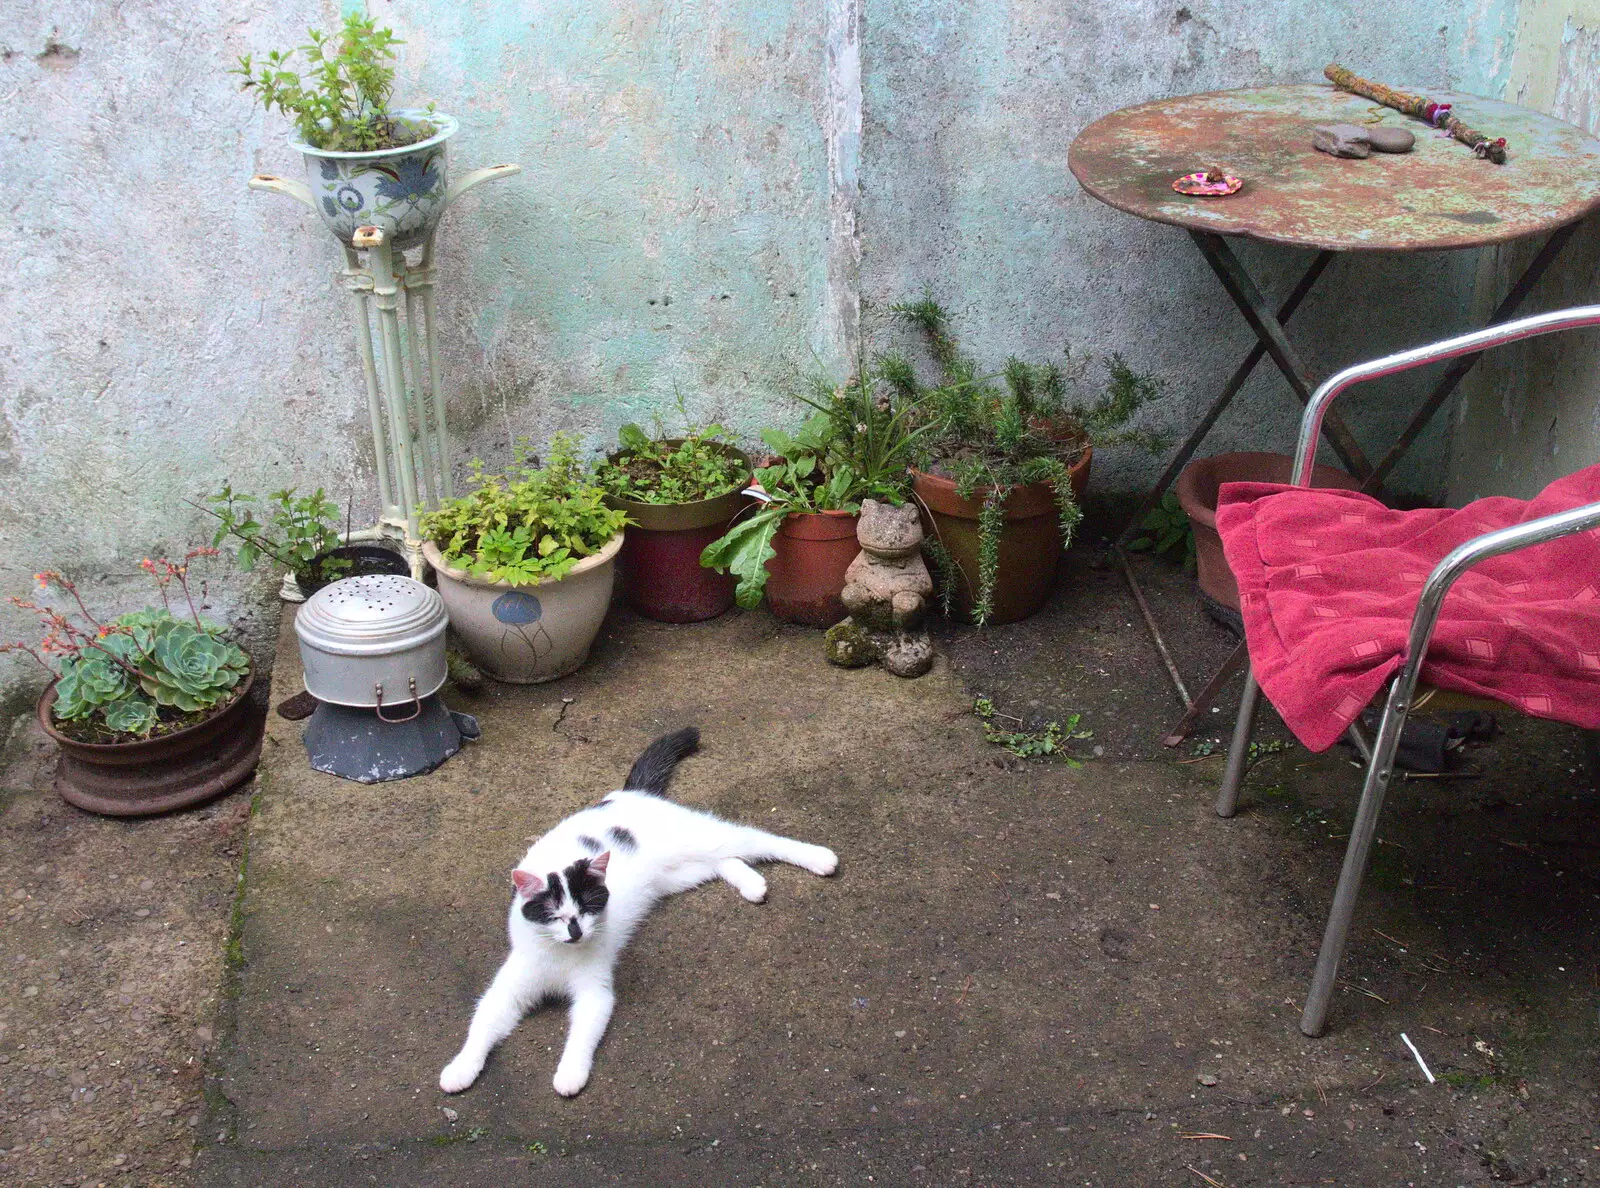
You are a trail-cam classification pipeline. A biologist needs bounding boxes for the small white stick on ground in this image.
[1400,1032,1436,1083]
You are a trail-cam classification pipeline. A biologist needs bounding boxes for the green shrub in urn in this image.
[421,434,630,587]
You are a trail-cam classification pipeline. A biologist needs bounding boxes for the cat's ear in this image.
[511,869,544,896]
[589,851,610,880]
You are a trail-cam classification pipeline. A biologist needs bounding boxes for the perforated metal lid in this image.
[294,574,448,657]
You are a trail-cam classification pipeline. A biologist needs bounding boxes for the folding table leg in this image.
[1300,677,1413,1037]
[1190,231,1374,479]
[1114,251,1334,548]
[1360,221,1582,494]
[1215,667,1262,818]
[1162,638,1248,747]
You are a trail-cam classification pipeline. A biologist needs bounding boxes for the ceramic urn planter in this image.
[422,533,625,684]
[294,109,459,249]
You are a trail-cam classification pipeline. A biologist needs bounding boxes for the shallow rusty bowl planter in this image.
[1176,451,1361,611]
[603,443,751,623]
[764,510,861,628]
[38,672,266,817]
[912,445,1092,625]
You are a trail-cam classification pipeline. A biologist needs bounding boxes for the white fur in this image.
[440,791,837,1097]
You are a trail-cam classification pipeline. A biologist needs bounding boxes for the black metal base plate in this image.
[302,694,479,784]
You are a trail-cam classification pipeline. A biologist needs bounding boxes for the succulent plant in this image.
[50,611,248,732]
[101,698,159,736]
[9,558,250,741]
[133,618,249,713]
[52,653,136,721]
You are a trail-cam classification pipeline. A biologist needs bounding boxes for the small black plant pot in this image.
[295,544,411,597]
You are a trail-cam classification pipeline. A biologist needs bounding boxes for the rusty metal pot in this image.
[39,673,265,817]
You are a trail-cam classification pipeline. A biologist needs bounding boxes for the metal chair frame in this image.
[1215,304,1600,1037]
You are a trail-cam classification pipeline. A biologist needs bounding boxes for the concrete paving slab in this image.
[199,579,1600,1186]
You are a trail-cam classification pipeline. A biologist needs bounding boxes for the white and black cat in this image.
[439,727,838,1097]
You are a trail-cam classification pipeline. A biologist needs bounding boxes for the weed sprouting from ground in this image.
[974,696,1092,764]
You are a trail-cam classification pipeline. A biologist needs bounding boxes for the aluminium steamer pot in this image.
[294,574,448,719]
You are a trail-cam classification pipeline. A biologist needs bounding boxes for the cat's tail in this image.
[624,727,700,796]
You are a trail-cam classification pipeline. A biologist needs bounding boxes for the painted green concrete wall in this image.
[0,0,1524,717]
[1448,0,1600,502]
[861,0,1521,494]
[380,0,833,456]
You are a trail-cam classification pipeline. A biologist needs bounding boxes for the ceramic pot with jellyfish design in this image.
[421,533,624,684]
[291,110,458,250]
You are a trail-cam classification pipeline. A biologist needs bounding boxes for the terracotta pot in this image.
[423,533,624,684]
[603,443,751,623]
[911,445,1093,625]
[1175,451,1362,610]
[38,672,266,817]
[764,510,861,627]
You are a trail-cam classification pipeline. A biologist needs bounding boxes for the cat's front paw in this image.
[552,1063,591,1097]
[439,1054,483,1094]
[802,845,839,877]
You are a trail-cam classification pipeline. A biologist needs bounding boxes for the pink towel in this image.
[1215,466,1600,752]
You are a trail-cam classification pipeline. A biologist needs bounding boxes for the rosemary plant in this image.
[891,298,1163,624]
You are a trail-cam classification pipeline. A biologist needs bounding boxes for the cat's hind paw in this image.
[552,1064,591,1097]
[439,1055,482,1094]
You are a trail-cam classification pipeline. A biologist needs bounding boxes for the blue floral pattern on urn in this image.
[295,110,458,250]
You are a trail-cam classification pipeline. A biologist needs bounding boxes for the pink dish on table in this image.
[1172,170,1243,197]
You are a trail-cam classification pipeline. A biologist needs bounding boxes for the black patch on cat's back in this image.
[565,857,611,915]
[606,825,638,852]
[577,834,604,854]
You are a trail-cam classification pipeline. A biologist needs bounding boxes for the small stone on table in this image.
[1366,125,1415,153]
[1312,124,1371,158]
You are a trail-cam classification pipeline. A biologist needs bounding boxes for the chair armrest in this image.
[1291,304,1600,486]
[1393,499,1600,704]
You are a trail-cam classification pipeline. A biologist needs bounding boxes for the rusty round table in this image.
[1069,82,1600,740]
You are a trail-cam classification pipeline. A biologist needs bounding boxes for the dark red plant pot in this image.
[764,510,861,628]
[1175,451,1361,611]
[619,522,739,622]
[911,445,1092,625]
[604,444,752,623]
[37,672,266,817]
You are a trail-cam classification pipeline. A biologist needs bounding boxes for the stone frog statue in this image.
[824,499,935,678]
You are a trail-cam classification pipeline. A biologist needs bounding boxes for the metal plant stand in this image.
[248,163,521,585]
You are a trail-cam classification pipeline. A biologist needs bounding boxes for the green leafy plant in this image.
[232,12,432,152]
[1126,491,1196,573]
[890,298,1164,624]
[973,696,1093,764]
[421,434,629,586]
[3,553,250,742]
[195,485,349,584]
[699,367,929,610]
[595,421,749,506]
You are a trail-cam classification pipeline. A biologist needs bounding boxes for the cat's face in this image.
[513,853,610,945]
